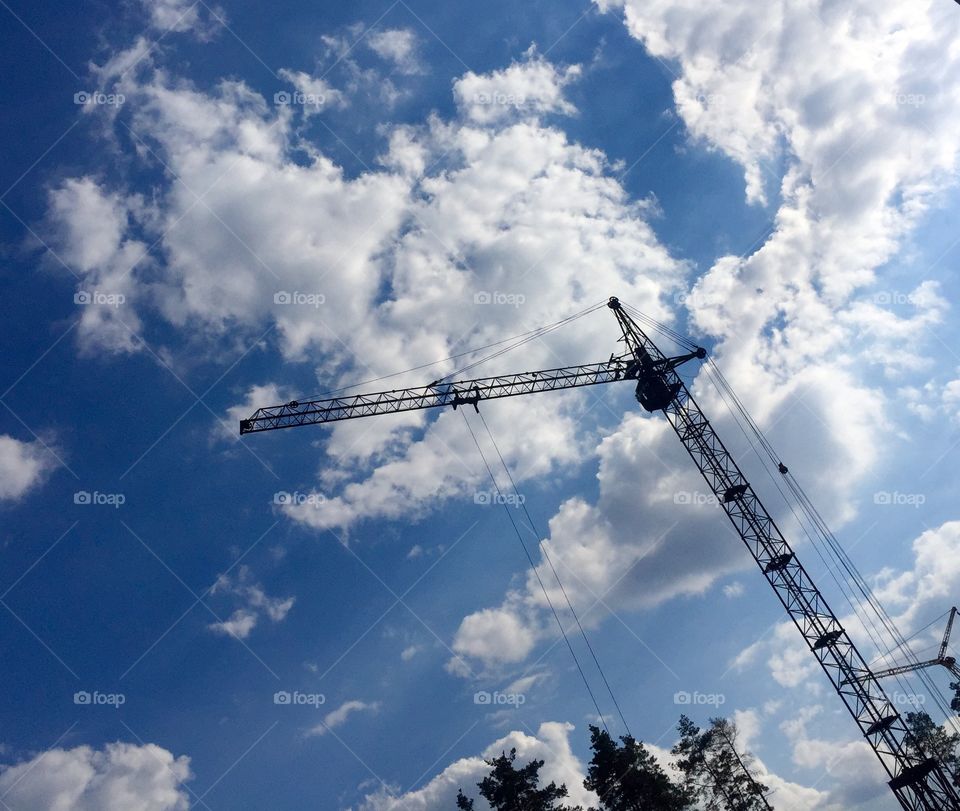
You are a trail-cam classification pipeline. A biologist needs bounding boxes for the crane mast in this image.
[242,296,960,810]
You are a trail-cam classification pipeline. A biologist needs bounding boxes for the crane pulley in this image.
[242,296,960,811]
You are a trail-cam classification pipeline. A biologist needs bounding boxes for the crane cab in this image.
[635,376,682,412]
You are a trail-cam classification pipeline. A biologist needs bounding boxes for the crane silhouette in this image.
[242,297,960,811]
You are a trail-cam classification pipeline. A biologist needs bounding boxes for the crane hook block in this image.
[722,483,749,503]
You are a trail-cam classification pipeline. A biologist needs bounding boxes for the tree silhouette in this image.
[456,748,582,811]
[583,725,693,810]
[672,715,773,810]
[904,711,960,782]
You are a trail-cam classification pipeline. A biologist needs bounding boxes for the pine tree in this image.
[672,715,773,810]
[583,725,693,811]
[950,681,960,715]
[455,748,581,811]
[904,711,960,781]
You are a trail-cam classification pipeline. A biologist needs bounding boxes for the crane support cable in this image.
[459,408,613,737]
[244,296,960,807]
[699,362,929,719]
[443,300,609,382]
[868,611,952,670]
[704,360,947,719]
[298,299,609,403]
[703,358,960,732]
[622,304,699,354]
[474,408,633,738]
[786,472,960,735]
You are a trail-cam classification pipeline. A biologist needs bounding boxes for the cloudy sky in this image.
[2,0,960,808]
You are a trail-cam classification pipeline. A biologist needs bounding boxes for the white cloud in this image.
[221,382,291,442]
[351,721,596,811]
[0,434,58,502]
[46,178,148,354]
[48,9,960,722]
[46,50,686,549]
[277,69,347,114]
[781,706,889,809]
[308,699,381,737]
[141,0,222,39]
[0,742,191,811]
[453,51,582,124]
[723,581,745,599]
[366,29,423,74]
[433,0,954,685]
[874,520,960,632]
[400,644,422,661]
[207,565,294,639]
[738,520,960,692]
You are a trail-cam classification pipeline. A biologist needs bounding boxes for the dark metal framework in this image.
[867,607,960,683]
[242,296,960,810]
[240,361,638,433]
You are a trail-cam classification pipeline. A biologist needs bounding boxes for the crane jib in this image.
[241,296,960,810]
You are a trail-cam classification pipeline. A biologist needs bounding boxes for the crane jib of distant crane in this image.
[242,296,960,811]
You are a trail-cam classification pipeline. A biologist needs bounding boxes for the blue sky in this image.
[2,0,960,809]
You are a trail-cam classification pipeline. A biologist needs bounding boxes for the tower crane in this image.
[241,297,960,811]
[867,608,960,684]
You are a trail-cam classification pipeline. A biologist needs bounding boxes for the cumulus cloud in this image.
[781,706,889,809]
[207,565,294,639]
[45,178,148,354]
[433,0,955,685]
[46,1,960,722]
[0,741,191,810]
[736,520,960,694]
[0,434,59,502]
[51,47,686,541]
[351,721,596,811]
[453,51,581,124]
